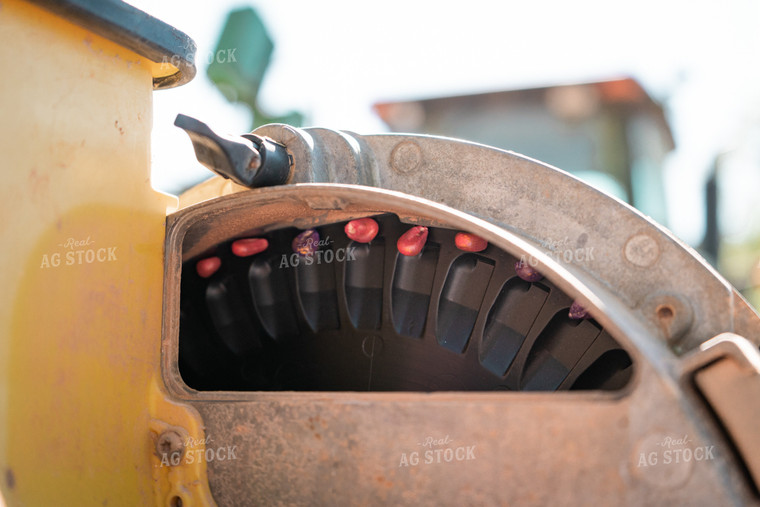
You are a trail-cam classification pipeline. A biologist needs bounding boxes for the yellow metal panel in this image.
[0,1,210,505]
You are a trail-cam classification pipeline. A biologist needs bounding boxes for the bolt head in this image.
[156,431,185,465]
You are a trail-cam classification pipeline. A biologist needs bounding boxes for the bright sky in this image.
[130,0,760,247]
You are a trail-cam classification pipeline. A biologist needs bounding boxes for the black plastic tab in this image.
[175,114,291,188]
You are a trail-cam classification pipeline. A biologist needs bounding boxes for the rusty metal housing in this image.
[162,124,760,505]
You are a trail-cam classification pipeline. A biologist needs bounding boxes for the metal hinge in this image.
[683,333,760,492]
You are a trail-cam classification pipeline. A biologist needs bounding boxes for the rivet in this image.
[156,431,185,466]
[390,141,422,173]
[643,293,693,344]
[624,234,660,267]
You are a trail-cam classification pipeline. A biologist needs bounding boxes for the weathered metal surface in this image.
[688,333,760,492]
[0,2,209,505]
[252,126,760,355]
[165,180,760,504]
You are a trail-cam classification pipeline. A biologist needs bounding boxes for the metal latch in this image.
[174,114,292,188]
[685,333,760,491]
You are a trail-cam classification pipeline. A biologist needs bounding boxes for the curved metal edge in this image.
[679,333,760,494]
[28,0,197,88]
[347,131,760,354]
[167,126,760,503]
[680,332,760,375]
[162,183,668,402]
[193,126,760,356]
[163,183,760,504]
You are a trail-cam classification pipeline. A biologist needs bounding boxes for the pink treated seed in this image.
[514,259,543,282]
[231,238,268,257]
[397,226,428,256]
[345,218,379,243]
[196,256,221,278]
[455,232,488,252]
[569,301,590,320]
[292,229,319,256]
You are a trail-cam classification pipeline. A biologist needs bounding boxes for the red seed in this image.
[196,256,221,278]
[455,232,488,252]
[397,226,428,256]
[292,229,320,256]
[231,238,268,257]
[569,301,589,320]
[514,259,543,282]
[345,218,379,243]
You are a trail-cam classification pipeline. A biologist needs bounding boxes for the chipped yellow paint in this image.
[0,1,211,505]
[149,379,216,506]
